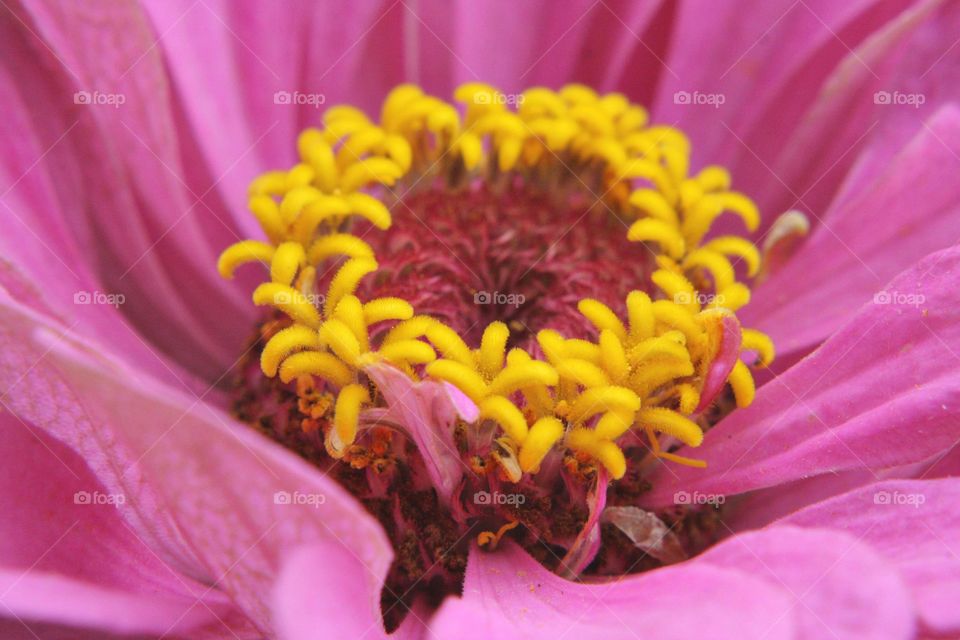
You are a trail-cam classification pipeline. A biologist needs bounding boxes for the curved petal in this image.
[272,541,429,640]
[784,478,960,636]
[0,23,208,392]
[432,523,914,640]
[429,541,796,639]
[0,292,392,634]
[755,0,960,222]
[723,470,874,533]
[745,105,960,360]
[642,244,960,506]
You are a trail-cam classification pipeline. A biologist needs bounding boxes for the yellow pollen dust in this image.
[218,82,774,480]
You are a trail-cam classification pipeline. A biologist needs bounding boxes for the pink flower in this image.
[1,1,959,639]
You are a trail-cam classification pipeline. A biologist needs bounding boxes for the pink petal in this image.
[572,1,673,104]
[697,526,914,640]
[653,1,933,219]
[0,569,222,639]
[723,470,873,533]
[429,541,796,639]
[757,0,960,223]
[745,105,960,360]
[451,0,589,91]
[0,34,206,392]
[0,293,392,634]
[3,1,257,379]
[642,244,960,506]
[784,478,960,635]
[0,410,252,636]
[140,0,403,215]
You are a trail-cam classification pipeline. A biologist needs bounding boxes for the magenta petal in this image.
[367,363,475,503]
[0,411,252,636]
[0,295,392,634]
[654,1,931,219]
[3,1,256,379]
[429,541,796,639]
[784,478,960,635]
[642,244,960,506]
[0,569,221,638]
[698,526,914,640]
[452,0,597,93]
[724,470,873,533]
[745,106,960,360]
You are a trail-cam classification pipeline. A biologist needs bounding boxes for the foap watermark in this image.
[474,490,526,506]
[674,490,725,506]
[270,290,325,307]
[873,90,925,108]
[274,490,327,508]
[274,90,326,108]
[674,291,725,306]
[474,290,525,308]
[673,90,725,108]
[74,290,126,308]
[873,290,925,308]
[474,92,525,106]
[74,490,125,506]
[74,90,126,108]
[873,490,925,508]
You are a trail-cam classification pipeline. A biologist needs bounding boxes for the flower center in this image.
[351,182,654,350]
[219,83,775,629]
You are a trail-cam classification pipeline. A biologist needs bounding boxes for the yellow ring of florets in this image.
[218,83,773,480]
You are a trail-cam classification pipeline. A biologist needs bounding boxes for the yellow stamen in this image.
[334,383,370,447]
[252,283,321,327]
[278,351,352,386]
[261,325,321,377]
[519,417,564,473]
[727,360,756,408]
[218,240,274,279]
[636,407,703,447]
[270,242,306,286]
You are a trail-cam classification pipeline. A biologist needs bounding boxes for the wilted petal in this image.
[366,363,476,503]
